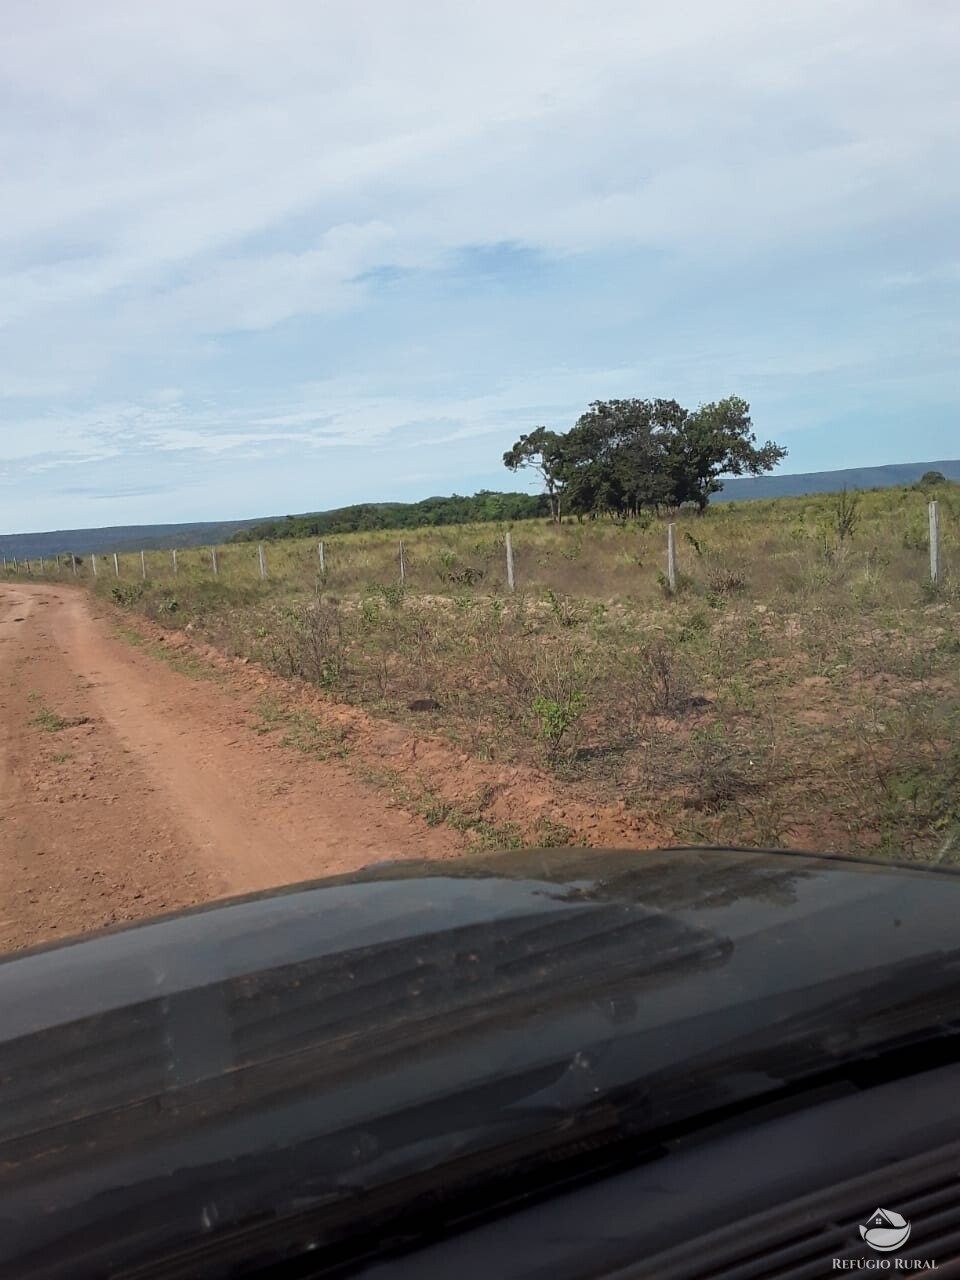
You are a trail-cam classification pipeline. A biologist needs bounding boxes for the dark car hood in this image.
[3,846,960,1278]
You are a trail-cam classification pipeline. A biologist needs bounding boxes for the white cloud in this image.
[879,262,960,288]
[4,1,958,339]
[0,0,958,528]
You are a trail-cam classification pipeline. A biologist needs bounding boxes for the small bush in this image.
[298,602,347,688]
[706,566,747,598]
[533,690,586,761]
[359,596,382,631]
[377,582,405,609]
[545,589,583,628]
[110,583,144,607]
[435,548,484,587]
[832,486,861,547]
[678,608,711,641]
[687,722,761,811]
[624,638,692,717]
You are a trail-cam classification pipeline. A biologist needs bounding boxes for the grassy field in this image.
[10,482,960,859]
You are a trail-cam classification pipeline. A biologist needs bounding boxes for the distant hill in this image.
[0,518,265,561]
[231,492,550,542]
[713,459,960,502]
[0,493,550,559]
[2,462,958,558]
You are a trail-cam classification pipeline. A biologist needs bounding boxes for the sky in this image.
[1,0,958,534]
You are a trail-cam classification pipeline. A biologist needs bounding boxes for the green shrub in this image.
[533,690,586,761]
[110,583,144,607]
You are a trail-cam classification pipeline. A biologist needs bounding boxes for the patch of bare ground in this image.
[0,584,478,953]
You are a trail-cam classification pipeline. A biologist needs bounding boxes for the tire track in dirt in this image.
[0,584,466,954]
[0,584,220,952]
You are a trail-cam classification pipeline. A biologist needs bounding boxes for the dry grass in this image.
[30,481,960,860]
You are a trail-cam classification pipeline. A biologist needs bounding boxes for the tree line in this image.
[233,394,786,543]
[231,491,550,542]
[503,395,786,520]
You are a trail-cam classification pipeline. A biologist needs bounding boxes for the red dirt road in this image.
[0,584,464,953]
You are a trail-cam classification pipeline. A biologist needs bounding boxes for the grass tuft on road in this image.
[30,702,89,733]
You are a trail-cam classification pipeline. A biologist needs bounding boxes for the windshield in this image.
[3,848,960,1276]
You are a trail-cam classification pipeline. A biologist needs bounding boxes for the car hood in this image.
[3,845,960,1277]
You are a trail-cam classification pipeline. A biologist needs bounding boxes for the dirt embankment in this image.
[0,583,665,954]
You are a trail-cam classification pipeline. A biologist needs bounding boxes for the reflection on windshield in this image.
[351,845,815,912]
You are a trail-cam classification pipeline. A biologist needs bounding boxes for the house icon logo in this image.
[859,1208,911,1252]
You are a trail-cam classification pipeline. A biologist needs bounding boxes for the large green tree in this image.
[666,396,787,513]
[562,399,679,518]
[502,427,568,523]
[504,394,786,518]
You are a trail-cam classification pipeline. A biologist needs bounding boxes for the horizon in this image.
[2,2,958,533]
[1,457,958,542]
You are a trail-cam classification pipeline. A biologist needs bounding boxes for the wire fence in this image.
[0,501,952,601]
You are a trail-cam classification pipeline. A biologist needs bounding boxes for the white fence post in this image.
[211,547,219,576]
[55,555,61,574]
[398,539,405,583]
[140,550,146,579]
[667,523,678,593]
[71,554,77,576]
[91,553,98,578]
[172,548,178,575]
[505,530,515,592]
[318,541,325,575]
[113,552,120,578]
[39,556,44,574]
[258,543,266,579]
[929,501,941,584]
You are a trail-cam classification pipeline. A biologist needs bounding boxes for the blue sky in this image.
[1,0,958,533]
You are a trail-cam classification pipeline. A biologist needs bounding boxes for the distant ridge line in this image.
[1,460,958,558]
[713,459,960,502]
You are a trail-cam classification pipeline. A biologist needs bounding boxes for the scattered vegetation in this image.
[111,583,145,607]
[832,485,862,551]
[30,703,89,733]
[147,643,222,682]
[358,766,525,852]
[42,479,960,859]
[252,696,350,760]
